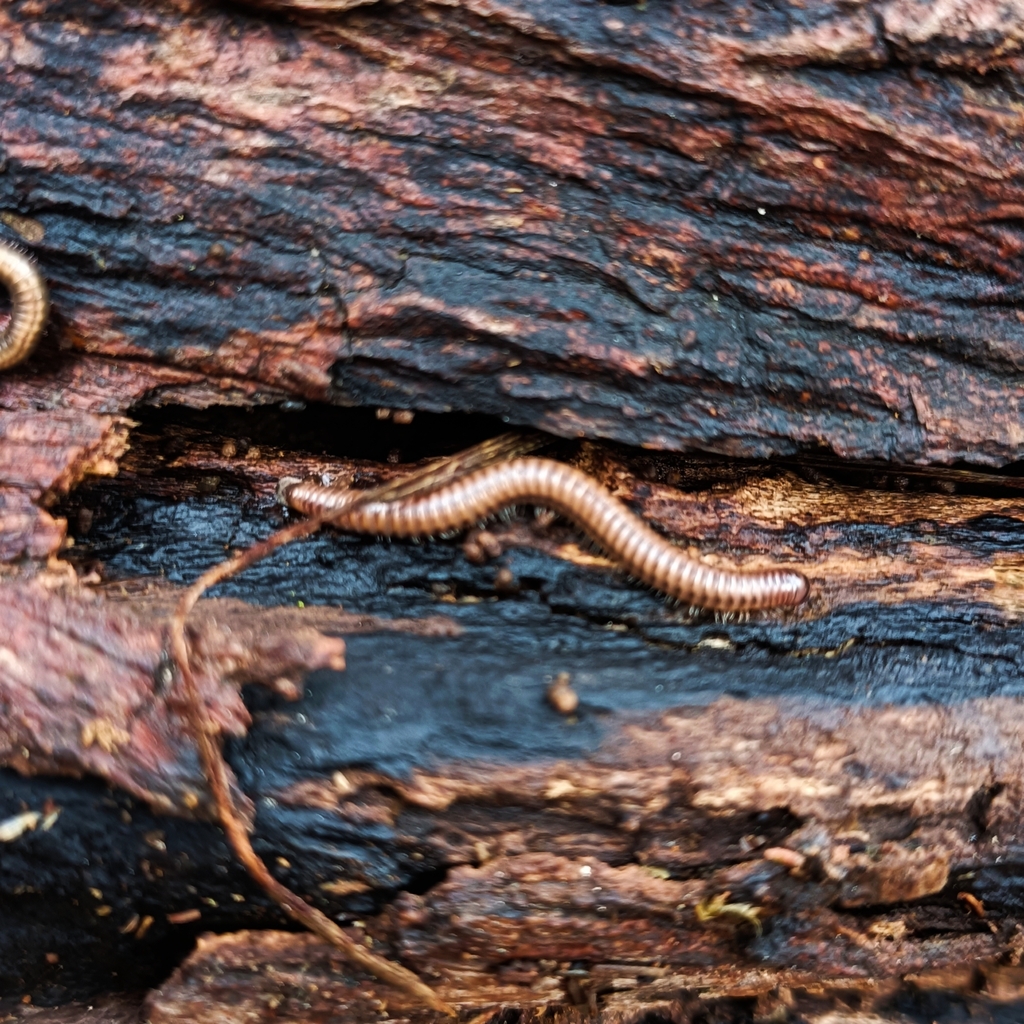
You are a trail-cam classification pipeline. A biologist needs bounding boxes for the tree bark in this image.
[6,0,1024,472]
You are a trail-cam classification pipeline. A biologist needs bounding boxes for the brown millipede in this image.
[0,240,49,371]
[284,457,809,611]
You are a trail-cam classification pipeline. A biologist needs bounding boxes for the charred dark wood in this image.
[0,410,1023,1017]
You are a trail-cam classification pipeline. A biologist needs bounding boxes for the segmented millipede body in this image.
[0,241,49,371]
[285,457,809,612]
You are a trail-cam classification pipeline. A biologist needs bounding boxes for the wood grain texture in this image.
[1,412,1024,1009]
[141,925,1018,1023]
[3,0,1024,464]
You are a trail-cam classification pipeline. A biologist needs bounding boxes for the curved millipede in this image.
[0,241,49,371]
[285,457,809,612]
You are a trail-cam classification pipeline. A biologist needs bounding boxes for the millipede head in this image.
[275,476,304,505]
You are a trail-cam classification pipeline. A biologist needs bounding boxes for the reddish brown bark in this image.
[5,0,1024,470]
[0,577,464,813]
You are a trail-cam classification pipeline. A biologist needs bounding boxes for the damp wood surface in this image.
[4,410,1024,1021]
[4,0,1024,1022]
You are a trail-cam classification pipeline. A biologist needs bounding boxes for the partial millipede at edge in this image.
[284,457,810,612]
[0,240,49,371]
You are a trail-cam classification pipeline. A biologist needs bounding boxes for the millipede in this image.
[0,240,49,371]
[283,456,810,612]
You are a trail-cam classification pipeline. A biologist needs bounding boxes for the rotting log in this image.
[5,0,1024,1021]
